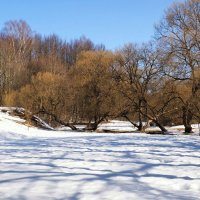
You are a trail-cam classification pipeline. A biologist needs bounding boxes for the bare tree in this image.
[155,0,200,132]
[0,20,33,93]
[113,43,178,133]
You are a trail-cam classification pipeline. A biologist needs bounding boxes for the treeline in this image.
[0,0,199,132]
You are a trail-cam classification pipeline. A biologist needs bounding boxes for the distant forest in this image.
[0,0,199,133]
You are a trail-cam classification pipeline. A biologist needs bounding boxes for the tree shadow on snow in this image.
[0,134,200,200]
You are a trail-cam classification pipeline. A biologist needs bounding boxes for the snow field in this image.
[0,111,200,199]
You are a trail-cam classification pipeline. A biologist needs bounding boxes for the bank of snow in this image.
[0,111,200,200]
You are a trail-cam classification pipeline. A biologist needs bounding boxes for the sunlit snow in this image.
[0,111,200,200]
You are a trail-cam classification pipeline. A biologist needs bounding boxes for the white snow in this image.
[98,120,137,132]
[0,111,200,200]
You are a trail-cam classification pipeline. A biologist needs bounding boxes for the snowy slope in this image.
[0,111,200,200]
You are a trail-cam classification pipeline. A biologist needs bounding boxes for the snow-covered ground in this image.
[0,111,200,200]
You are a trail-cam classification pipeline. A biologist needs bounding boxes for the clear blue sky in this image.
[0,0,183,50]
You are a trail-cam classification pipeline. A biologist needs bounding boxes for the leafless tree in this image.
[155,0,200,132]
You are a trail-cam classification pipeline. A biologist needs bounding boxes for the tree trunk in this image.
[85,122,99,131]
[153,119,168,133]
[84,116,107,131]
[182,106,193,133]
[123,115,143,131]
[138,109,168,133]
[137,99,144,131]
[38,109,77,130]
[138,110,143,131]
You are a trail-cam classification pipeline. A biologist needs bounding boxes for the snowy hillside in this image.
[0,110,200,200]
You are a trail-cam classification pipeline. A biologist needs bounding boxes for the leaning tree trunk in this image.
[182,106,193,133]
[84,114,108,131]
[38,109,77,130]
[153,119,168,133]
[85,121,99,131]
[138,109,168,133]
[123,115,143,131]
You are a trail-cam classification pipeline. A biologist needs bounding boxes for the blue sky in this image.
[0,0,183,50]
